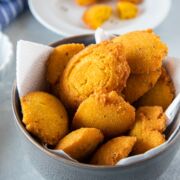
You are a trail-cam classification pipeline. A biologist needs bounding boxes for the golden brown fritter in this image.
[46,43,85,85]
[120,0,143,4]
[60,41,130,108]
[55,128,104,161]
[83,4,112,29]
[73,91,135,138]
[129,106,166,154]
[76,0,98,6]
[113,30,168,74]
[131,130,165,155]
[90,136,137,165]
[21,91,69,145]
[134,106,166,133]
[137,68,175,110]
[122,69,161,103]
[117,2,138,20]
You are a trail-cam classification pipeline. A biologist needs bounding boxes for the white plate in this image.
[29,0,171,36]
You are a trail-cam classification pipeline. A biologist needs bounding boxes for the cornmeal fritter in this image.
[129,106,166,154]
[113,30,168,74]
[137,68,175,110]
[83,4,112,29]
[133,106,166,133]
[120,0,143,4]
[55,128,104,161]
[122,69,161,103]
[21,92,69,145]
[90,136,137,165]
[73,91,135,138]
[131,130,165,154]
[76,0,98,6]
[60,41,130,108]
[117,2,138,20]
[46,43,85,85]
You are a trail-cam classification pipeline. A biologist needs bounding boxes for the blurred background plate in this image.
[28,0,171,36]
[0,32,13,72]
[0,32,13,102]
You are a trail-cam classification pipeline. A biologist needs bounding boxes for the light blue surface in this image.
[0,0,180,179]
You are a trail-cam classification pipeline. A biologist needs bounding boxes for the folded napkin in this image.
[0,0,28,29]
[16,40,53,97]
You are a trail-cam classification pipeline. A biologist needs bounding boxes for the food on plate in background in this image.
[129,106,166,154]
[46,43,85,96]
[60,41,130,108]
[122,69,161,103]
[56,128,104,160]
[90,136,137,165]
[73,91,135,138]
[119,0,143,4]
[76,0,99,6]
[21,92,69,145]
[83,4,112,29]
[76,0,145,29]
[137,68,175,110]
[117,2,138,19]
[113,30,168,74]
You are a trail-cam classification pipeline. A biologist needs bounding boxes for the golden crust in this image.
[76,0,98,6]
[113,30,168,74]
[46,43,85,85]
[90,136,137,165]
[60,41,130,108]
[55,128,104,160]
[117,2,138,20]
[122,69,161,103]
[137,67,175,110]
[83,4,112,29]
[73,91,135,138]
[21,91,69,145]
[131,130,165,154]
[129,106,166,154]
[133,106,166,133]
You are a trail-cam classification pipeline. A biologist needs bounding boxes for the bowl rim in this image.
[12,34,180,170]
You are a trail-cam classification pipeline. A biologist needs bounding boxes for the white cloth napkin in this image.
[16,40,53,97]
[16,29,180,166]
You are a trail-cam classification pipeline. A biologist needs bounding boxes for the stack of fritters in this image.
[20,30,175,166]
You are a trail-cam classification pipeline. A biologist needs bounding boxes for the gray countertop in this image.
[0,0,180,179]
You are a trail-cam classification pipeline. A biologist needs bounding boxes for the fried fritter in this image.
[113,30,168,74]
[55,128,104,161]
[117,2,138,20]
[76,0,98,6]
[131,130,165,154]
[90,136,137,165]
[120,0,143,4]
[129,106,166,154]
[134,106,166,133]
[73,91,135,138]
[137,68,175,110]
[122,69,161,103]
[83,4,112,29]
[46,43,85,85]
[60,41,130,108]
[21,92,69,145]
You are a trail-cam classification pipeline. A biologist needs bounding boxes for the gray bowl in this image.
[12,35,180,180]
